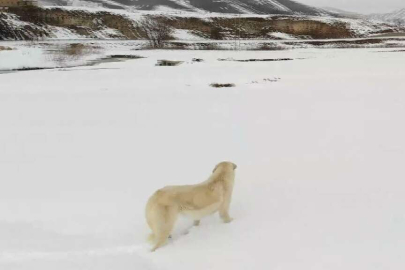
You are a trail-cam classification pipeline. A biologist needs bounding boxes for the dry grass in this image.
[48,43,99,66]
[254,43,288,51]
[156,60,183,66]
[63,43,95,56]
[0,46,13,51]
[210,83,236,88]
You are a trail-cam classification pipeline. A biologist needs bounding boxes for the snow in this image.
[265,0,291,12]
[166,0,200,12]
[49,26,84,39]
[171,29,205,41]
[1,13,35,29]
[0,46,54,70]
[268,32,297,39]
[92,0,128,9]
[93,27,125,39]
[0,42,107,70]
[66,0,102,8]
[368,8,405,24]
[1,45,405,270]
[152,5,182,13]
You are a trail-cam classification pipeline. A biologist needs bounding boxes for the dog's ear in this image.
[212,164,219,173]
[233,163,237,170]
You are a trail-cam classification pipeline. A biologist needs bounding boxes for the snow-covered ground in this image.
[0,46,405,270]
[1,39,405,71]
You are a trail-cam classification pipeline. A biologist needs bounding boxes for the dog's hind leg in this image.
[151,205,178,252]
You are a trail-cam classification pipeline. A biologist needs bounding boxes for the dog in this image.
[145,161,237,251]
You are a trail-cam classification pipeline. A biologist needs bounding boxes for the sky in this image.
[299,0,404,14]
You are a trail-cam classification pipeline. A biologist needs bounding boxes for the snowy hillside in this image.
[321,7,363,19]
[1,6,401,41]
[368,8,405,25]
[1,43,405,270]
[39,0,328,15]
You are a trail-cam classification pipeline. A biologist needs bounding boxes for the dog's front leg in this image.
[219,191,233,223]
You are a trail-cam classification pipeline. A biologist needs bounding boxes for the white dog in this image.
[145,161,237,251]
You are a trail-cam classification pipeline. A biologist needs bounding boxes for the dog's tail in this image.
[147,233,155,243]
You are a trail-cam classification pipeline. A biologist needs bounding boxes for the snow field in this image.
[0,47,405,270]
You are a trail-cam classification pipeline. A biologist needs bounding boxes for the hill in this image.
[39,0,328,15]
[368,8,405,26]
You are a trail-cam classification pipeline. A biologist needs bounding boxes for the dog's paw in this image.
[223,217,233,223]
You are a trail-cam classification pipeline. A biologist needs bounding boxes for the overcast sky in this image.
[299,0,404,14]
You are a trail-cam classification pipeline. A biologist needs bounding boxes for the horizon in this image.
[16,0,405,15]
[299,0,404,14]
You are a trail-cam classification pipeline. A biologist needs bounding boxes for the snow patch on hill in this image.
[171,29,205,40]
[368,8,405,25]
[268,31,297,39]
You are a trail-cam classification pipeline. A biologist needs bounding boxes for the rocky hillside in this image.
[41,0,328,15]
[0,6,400,41]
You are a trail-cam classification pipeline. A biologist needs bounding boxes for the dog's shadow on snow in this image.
[167,215,225,245]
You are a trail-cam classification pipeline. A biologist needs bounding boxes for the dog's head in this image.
[212,161,237,173]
